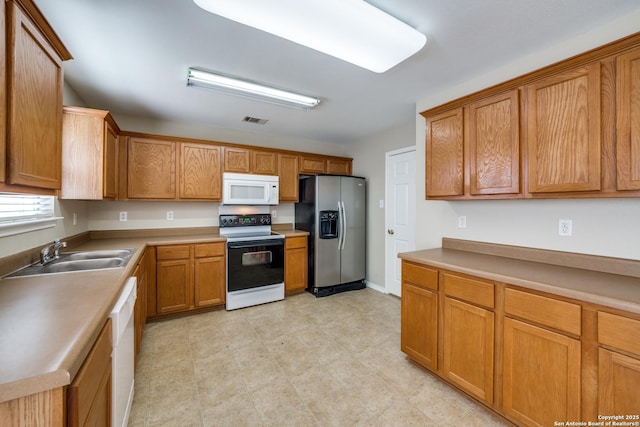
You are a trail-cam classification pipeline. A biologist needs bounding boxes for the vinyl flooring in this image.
[128,287,508,426]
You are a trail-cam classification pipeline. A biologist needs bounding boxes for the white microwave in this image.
[222,173,279,205]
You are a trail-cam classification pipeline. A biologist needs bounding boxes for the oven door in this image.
[227,239,284,292]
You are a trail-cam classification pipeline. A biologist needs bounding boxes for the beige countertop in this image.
[399,242,640,315]
[0,228,310,403]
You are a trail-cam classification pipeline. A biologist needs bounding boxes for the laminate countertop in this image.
[2,228,305,403]
[398,238,640,315]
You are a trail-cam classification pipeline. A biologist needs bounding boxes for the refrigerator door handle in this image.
[340,201,347,250]
[337,201,343,250]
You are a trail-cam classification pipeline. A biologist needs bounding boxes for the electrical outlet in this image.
[119,211,127,222]
[72,212,77,226]
[558,219,572,236]
[167,211,174,221]
[271,210,277,218]
[458,216,467,228]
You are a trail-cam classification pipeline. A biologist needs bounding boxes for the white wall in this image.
[414,11,640,260]
[344,122,415,288]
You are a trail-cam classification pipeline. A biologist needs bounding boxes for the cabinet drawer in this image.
[285,236,307,249]
[505,288,581,335]
[444,273,494,308]
[195,242,225,258]
[402,261,438,291]
[598,311,640,356]
[156,245,191,260]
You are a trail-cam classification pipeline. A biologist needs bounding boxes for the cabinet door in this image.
[103,120,118,199]
[468,90,520,195]
[278,154,299,201]
[133,252,148,370]
[299,155,327,174]
[67,319,112,427]
[443,297,494,403]
[6,3,64,189]
[526,64,601,193]
[616,48,640,190]
[425,108,464,197]
[127,137,176,199]
[194,256,225,307]
[327,158,352,175]
[156,259,192,313]
[252,150,278,175]
[503,317,581,427]
[401,282,438,370]
[224,147,250,172]
[598,348,640,415]
[285,236,308,294]
[180,143,221,200]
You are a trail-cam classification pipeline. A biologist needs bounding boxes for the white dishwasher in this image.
[110,277,136,427]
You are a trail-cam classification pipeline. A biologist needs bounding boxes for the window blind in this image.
[0,194,55,224]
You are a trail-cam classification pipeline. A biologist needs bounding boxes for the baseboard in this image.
[365,281,388,294]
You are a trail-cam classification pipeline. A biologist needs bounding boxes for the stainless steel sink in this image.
[43,257,127,273]
[64,249,133,261]
[3,248,135,278]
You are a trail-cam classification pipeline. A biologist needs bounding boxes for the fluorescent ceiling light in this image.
[187,68,321,110]
[193,0,426,73]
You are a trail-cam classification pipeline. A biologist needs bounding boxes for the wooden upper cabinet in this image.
[468,90,520,195]
[223,147,250,173]
[179,143,221,200]
[616,47,640,191]
[127,137,176,199]
[252,150,278,175]
[425,108,464,197]
[299,154,327,174]
[327,158,352,175]
[5,1,70,190]
[278,153,299,202]
[526,64,602,193]
[60,107,119,200]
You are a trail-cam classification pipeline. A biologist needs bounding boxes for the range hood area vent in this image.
[242,116,269,125]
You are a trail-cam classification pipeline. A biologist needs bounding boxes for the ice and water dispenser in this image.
[319,210,339,239]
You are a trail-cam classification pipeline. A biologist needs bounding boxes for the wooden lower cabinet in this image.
[284,236,307,294]
[155,243,225,315]
[401,261,439,371]
[194,243,226,306]
[597,311,640,415]
[401,282,438,371]
[502,317,581,427]
[67,319,112,427]
[443,297,494,403]
[156,245,192,314]
[133,250,148,370]
[398,259,640,426]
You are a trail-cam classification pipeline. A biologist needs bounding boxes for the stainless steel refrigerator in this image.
[295,174,366,297]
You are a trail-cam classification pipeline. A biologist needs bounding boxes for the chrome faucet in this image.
[40,239,67,265]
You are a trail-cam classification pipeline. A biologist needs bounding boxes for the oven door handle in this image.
[227,240,284,249]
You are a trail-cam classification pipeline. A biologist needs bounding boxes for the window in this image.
[0,194,60,237]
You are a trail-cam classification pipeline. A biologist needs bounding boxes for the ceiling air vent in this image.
[242,116,268,125]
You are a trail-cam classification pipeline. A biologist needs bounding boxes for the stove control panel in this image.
[219,214,272,227]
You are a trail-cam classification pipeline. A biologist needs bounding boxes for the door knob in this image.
[387,229,395,235]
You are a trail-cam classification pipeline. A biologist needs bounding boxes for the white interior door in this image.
[385,147,416,297]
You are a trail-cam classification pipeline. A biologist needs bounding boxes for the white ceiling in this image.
[35,0,640,144]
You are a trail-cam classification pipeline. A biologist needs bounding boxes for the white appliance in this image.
[222,172,279,205]
[110,278,136,427]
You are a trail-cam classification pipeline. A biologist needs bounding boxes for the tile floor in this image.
[128,288,508,426]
